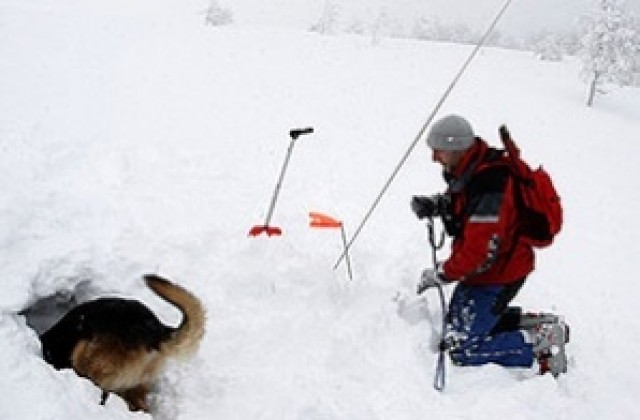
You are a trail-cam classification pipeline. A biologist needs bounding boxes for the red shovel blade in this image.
[248,225,282,237]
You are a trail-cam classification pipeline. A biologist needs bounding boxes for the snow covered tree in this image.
[531,32,564,61]
[205,0,233,26]
[310,0,340,35]
[380,13,405,39]
[344,18,366,35]
[370,8,388,45]
[560,31,583,56]
[579,0,639,106]
[411,17,483,45]
[411,16,439,41]
[447,22,482,45]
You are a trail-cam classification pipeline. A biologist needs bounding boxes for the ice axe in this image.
[249,127,314,237]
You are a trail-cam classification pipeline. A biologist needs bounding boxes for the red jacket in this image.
[441,138,534,285]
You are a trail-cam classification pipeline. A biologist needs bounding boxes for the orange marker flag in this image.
[309,212,342,229]
[309,211,353,281]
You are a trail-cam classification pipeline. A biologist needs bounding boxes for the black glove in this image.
[411,195,440,220]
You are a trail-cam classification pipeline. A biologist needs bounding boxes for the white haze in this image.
[0,1,639,419]
[228,0,639,37]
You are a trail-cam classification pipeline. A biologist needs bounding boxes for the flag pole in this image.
[310,211,353,281]
[339,225,353,281]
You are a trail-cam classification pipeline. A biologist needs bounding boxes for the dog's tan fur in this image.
[40,275,205,412]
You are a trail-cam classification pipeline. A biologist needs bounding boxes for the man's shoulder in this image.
[470,157,510,193]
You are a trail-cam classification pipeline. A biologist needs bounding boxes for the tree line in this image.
[205,0,640,107]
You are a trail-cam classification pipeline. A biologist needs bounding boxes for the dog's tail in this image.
[144,274,205,359]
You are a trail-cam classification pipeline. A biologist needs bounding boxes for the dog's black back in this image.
[40,297,174,369]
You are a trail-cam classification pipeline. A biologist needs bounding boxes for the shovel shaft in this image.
[263,137,297,227]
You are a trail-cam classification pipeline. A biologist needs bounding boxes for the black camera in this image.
[411,194,451,220]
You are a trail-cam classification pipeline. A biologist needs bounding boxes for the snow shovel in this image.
[249,127,314,237]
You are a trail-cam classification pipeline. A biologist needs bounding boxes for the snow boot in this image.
[519,312,562,330]
[493,307,563,334]
[532,320,570,377]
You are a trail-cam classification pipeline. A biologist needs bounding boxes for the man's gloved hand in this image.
[417,266,449,294]
[410,195,441,220]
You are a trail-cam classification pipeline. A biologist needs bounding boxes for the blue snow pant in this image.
[446,281,534,367]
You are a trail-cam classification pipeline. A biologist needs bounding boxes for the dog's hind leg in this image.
[119,384,150,412]
[100,390,110,405]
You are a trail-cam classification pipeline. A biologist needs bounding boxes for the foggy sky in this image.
[229,0,640,38]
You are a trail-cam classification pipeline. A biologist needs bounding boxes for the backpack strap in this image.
[447,156,481,194]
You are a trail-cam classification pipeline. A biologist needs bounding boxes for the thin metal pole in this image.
[340,225,353,281]
[427,217,448,391]
[334,0,514,269]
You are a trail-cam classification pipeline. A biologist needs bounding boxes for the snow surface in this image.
[1,1,640,419]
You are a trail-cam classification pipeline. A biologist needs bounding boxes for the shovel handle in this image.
[290,127,314,139]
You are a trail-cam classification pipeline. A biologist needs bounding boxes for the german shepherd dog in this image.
[39,274,205,412]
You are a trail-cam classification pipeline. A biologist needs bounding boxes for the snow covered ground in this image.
[1,1,639,419]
